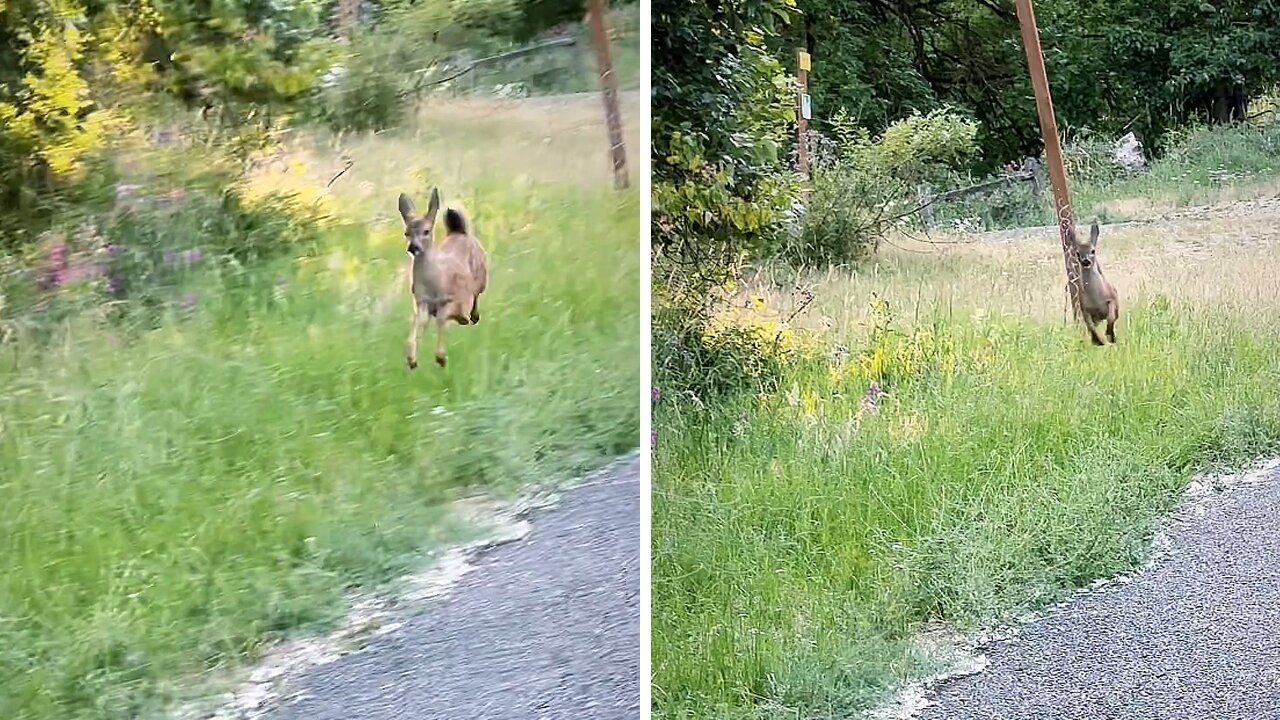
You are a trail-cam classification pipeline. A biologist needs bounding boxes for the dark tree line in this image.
[790,0,1280,167]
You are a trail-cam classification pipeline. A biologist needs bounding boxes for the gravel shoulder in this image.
[260,456,641,720]
[914,460,1280,720]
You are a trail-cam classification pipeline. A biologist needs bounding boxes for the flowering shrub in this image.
[791,108,981,266]
[845,295,961,389]
[0,170,327,340]
[655,295,827,403]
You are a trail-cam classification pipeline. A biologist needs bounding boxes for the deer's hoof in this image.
[407,358,418,370]
[470,312,480,324]
[435,355,447,368]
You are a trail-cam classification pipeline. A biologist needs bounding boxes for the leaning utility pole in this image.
[585,0,629,189]
[1014,0,1084,316]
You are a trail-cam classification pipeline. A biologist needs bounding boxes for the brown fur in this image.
[399,188,489,369]
[1067,222,1120,346]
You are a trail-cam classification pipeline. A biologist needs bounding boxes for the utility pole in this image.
[585,0,629,190]
[796,48,811,177]
[1014,0,1083,317]
[334,0,358,39]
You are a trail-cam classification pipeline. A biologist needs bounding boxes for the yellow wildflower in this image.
[801,389,819,418]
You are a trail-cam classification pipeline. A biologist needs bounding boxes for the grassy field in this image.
[0,93,639,719]
[652,202,1280,717]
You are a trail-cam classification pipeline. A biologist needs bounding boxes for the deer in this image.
[398,188,488,369]
[1068,221,1119,346]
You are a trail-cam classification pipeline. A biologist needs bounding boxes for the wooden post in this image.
[334,0,358,39]
[917,183,934,229]
[1014,0,1083,316]
[796,48,811,177]
[585,0,629,189]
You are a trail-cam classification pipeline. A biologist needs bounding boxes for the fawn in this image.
[399,188,488,369]
[1068,222,1119,346]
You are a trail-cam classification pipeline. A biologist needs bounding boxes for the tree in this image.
[784,0,1280,166]
[651,0,801,298]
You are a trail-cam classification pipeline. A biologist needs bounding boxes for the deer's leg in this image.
[434,314,449,368]
[1106,300,1118,344]
[406,302,426,369]
[1086,319,1105,346]
[454,296,474,326]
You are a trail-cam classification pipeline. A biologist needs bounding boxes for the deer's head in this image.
[398,189,441,257]
[1075,222,1102,270]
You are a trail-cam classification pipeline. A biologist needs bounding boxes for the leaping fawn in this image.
[1069,222,1119,346]
[399,188,488,369]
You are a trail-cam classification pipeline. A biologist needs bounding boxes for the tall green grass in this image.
[652,303,1280,718]
[0,172,639,717]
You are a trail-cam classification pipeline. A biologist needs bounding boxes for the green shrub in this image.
[1059,131,1131,186]
[790,108,980,265]
[308,31,434,133]
[0,167,326,342]
[451,0,521,36]
[790,162,893,265]
[654,309,804,404]
[832,107,980,185]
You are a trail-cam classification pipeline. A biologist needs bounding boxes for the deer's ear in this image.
[398,194,416,224]
[425,188,441,224]
[1089,222,1101,247]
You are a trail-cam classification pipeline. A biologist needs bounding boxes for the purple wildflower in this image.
[652,385,660,404]
[42,242,69,290]
[164,251,177,267]
[183,248,203,266]
[106,244,122,257]
[181,293,198,310]
[651,429,657,448]
[107,275,124,296]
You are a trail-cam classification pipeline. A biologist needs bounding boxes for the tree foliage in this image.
[651,0,807,398]
[0,0,607,246]
[652,0,801,298]
[790,0,1280,166]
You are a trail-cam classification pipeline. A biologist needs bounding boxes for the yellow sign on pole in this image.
[798,51,811,72]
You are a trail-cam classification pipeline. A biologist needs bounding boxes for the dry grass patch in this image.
[733,211,1280,338]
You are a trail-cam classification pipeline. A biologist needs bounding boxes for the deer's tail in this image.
[444,208,468,235]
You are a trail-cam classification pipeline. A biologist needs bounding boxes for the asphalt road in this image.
[265,457,641,720]
[919,465,1280,720]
